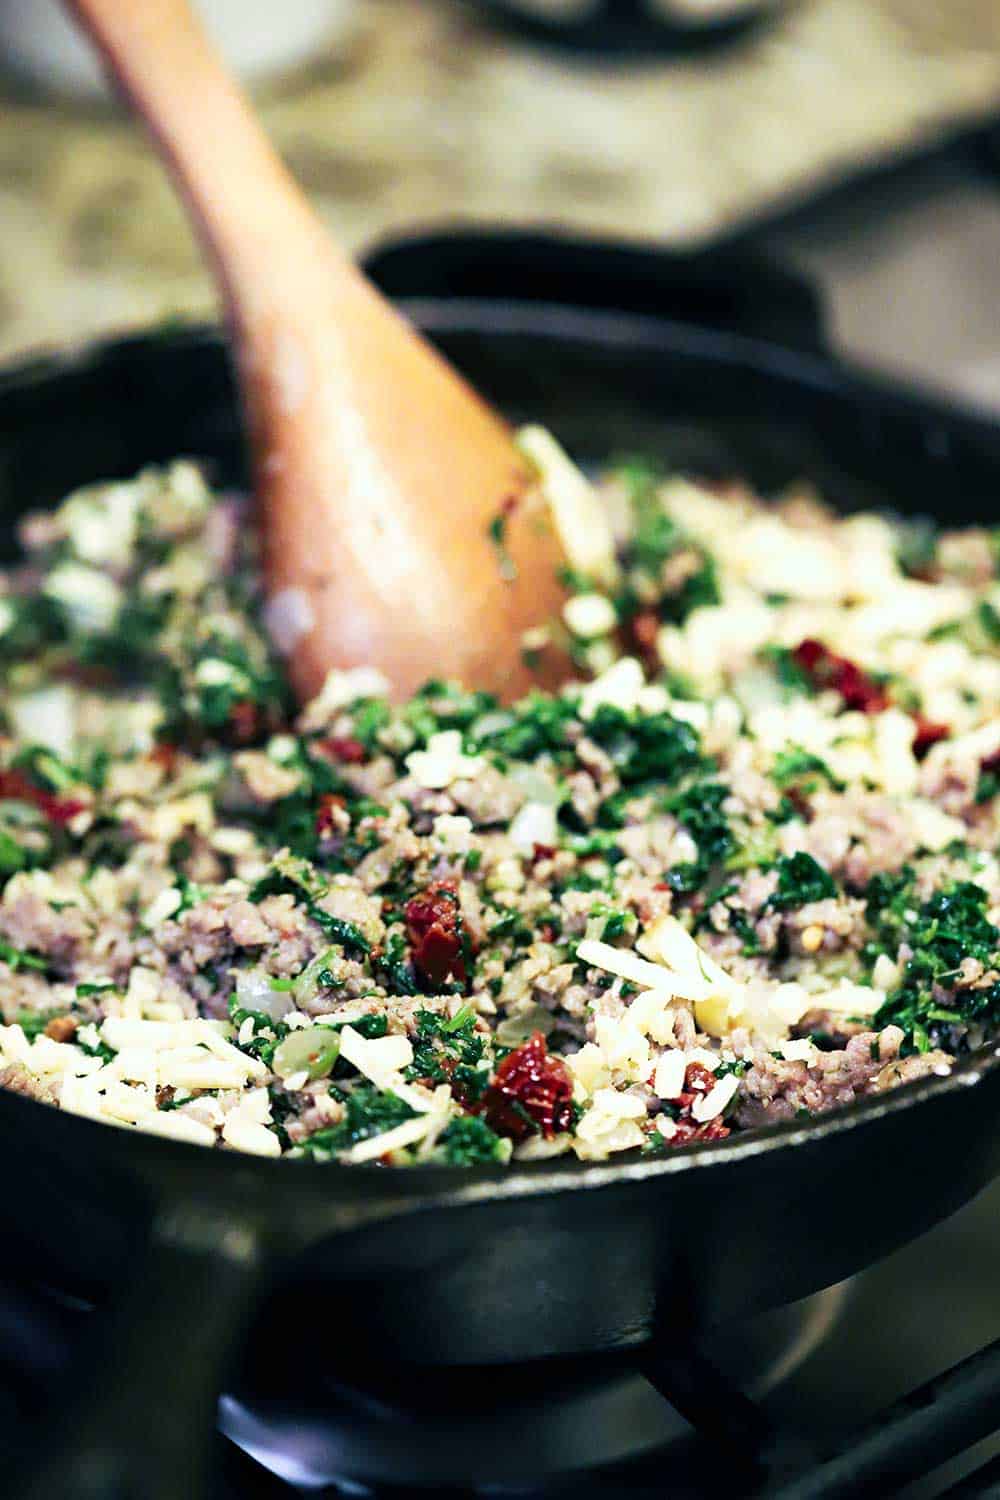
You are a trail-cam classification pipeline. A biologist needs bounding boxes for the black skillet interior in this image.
[461,0,783,56]
[1,228,1000,1356]
[4,227,998,542]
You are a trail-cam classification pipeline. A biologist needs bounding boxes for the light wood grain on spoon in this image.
[65,0,567,702]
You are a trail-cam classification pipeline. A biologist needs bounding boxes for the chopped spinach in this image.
[0,940,48,973]
[895,519,938,580]
[588,706,706,790]
[771,746,844,794]
[0,829,26,875]
[766,852,837,911]
[306,909,371,957]
[379,928,418,996]
[471,692,579,762]
[872,879,1000,1051]
[297,1084,417,1155]
[759,644,814,697]
[405,1007,488,1102]
[437,1114,507,1165]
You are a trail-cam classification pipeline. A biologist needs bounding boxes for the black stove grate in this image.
[5,1265,1000,1498]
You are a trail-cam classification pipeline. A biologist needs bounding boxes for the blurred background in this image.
[0,0,999,412]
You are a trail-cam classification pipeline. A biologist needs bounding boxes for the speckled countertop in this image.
[0,0,999,361]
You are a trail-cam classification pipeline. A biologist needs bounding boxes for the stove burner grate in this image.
[4,1269,1000,1497]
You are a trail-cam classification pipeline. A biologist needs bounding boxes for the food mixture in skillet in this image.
[0,433,998,1165]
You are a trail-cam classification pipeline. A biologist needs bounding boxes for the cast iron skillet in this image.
[4,232,1000,1499]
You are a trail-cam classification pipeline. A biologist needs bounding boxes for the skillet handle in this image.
[8,1200,268,1500]
[361,229,829,354]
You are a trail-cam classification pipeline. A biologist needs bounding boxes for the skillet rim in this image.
[1,317,999,1208]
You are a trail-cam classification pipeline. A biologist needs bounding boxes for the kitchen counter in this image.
[1,0,999,361]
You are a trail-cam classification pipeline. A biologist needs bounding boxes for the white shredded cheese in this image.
[298,666,391,732]
[122,966,163,1020]
[779,1039,819,1063]
[7,686,77,758]
[565,1042,610,1096]
[691,1073,739,1122]
[405,730,486,790]
[44,562,122,633]
[563,592,617,639]
[336,1026,413,1088]
[653,1049,687,1101]
[516,426,616,585]
[508,801,558,853]
[141,887,182,930]
[573,1087,646,1159]
[578,657,645,719]
[141,1110,217,1148]
[577,938,674,993]
[339,1114,432,1164]
[221,1088,281,1157]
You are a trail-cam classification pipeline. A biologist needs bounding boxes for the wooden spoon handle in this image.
[66,1,329,300]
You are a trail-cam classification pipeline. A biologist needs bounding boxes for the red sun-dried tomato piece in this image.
[405,879,468,990]
[0,770,86,826]
[42,796,88,827]
[315,792,346,837]
[683,1062,716,1095]
[480,1032,574,1141]
[319,736,367,764]
[669,1116,731,1145]
[912,716,950,759]
[148,742,180,776]
[227,700,260,744]
[792,639,889,714]
[793,638,824,672]
[629,609,661,665]
[653,1061,734,1149]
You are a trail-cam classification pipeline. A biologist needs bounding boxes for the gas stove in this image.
[5,1180,1000,1497]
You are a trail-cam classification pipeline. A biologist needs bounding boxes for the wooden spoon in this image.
[65,0,567,703]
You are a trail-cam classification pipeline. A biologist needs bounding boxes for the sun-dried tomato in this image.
[683,1062,716,1095]
[319,736,367,765]
[405,879,468,990]
[227,700,260,744]
[669,1116,731,1145]
[629,609,661,667]
[315,792,346,837]
[912,716,950,759]
[0,770,86,827]
[651,1061,733,1150]
[148,742,180,776]
[793,638,889,714]
[531,843,557,865]
[479,1032,574,1141]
